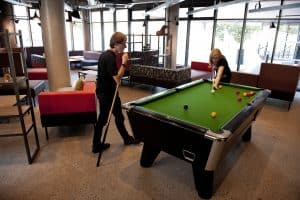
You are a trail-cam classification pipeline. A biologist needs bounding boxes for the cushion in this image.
[57,87,74,92]
[73,77,84,91]
[191,61,211,72]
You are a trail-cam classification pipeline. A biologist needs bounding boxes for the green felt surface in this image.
[139,81,261,132]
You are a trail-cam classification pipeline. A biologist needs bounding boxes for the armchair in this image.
[38,81,97,139]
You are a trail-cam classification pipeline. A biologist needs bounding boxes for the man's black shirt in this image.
[97,50,118,96]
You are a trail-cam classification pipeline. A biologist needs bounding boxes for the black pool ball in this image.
[184,105,189,110]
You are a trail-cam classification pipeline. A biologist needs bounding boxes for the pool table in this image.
[123,79,270,199]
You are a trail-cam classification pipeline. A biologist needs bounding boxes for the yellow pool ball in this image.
[211,112,217,118]
[218,85,223,89]
[243,92,248,97]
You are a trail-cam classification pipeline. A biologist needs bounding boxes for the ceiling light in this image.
[146,0,184,15]
[30,10,39,20]
[71,10,81,19]
[187,0,253,15]
[270,22,276,29]
[129,0,165,8]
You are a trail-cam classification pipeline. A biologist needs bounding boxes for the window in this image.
[29,9,42,47]
[179,8,188,18]
[148,9,165,19]
[91,11,102,50]
[65,12,73,51]
[92,23,102,51]
[72,16,84,50]
[242,21,276,74]
[14,5,31,46]
[116,9,128,35]
[188,21,214,65]
[218,3,245,19]
[214,21,243,71]
[116,9,128,21]
[273,2,300,65]
[148,21,165,64]
[273,23,299,65]
[130,22,144,51]
[187,6,215,65]
[132,10,145,20]
[176,20,187,65]
[103,10,114,49]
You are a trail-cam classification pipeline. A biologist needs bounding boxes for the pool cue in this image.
[96,84,120,167]
[211,65,215,92]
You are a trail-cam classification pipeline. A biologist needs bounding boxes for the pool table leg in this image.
[192,164,214,199]
[140,142,161,168]
[242,125,252,142]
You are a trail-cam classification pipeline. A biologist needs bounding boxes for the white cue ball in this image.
[211,89,215,93]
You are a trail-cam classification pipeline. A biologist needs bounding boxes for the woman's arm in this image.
[214,66,224,88]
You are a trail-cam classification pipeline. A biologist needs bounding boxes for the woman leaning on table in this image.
[208,48,232,89]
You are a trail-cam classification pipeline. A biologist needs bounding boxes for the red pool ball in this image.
[249,91,256,96]
[235,90,240,95]
[237,96,242,102]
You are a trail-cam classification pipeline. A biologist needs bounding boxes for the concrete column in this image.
[166,5,179,69]
[40,0,71,91]
[82,10,91,50]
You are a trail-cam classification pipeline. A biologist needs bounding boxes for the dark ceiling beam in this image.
[66,0,236,11]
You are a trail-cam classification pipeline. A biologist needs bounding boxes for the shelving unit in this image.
[127,34,171,67]
[0,30,40,164]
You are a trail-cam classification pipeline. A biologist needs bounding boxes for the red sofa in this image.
[190,61,212,81]
[27,68,48,80]
[27,54,48,80]
[38,81,97,139]
[230,63,299,110]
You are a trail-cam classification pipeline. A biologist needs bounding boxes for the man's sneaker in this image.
[124,136,140,145]
[92,143,110,153]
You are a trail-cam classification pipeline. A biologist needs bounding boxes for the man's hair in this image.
[110,32,127,48]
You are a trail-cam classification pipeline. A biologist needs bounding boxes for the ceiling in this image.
[64,0,235,10]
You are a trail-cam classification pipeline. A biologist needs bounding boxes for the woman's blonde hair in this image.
[209,48,224,63]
